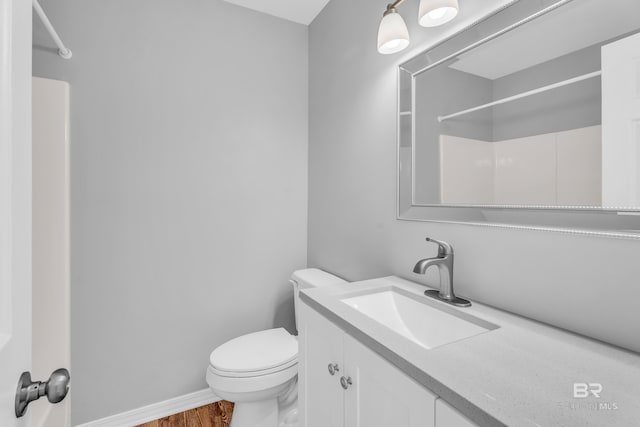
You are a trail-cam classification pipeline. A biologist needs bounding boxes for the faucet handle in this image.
[425,237,453,256]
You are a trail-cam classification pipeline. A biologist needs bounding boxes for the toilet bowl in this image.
[206,269,347,427]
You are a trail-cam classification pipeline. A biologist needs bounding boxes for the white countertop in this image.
[300,276,640,427]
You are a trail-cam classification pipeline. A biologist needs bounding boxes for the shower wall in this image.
[32,76,71,427]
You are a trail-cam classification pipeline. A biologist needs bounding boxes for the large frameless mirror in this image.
[398,0,640,237]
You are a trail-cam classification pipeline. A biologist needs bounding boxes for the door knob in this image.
[15,368,70,418]
[327,363,340,375]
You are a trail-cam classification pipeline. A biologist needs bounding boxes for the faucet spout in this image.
[413,255,454,300]
[413,237,471,307]
[413,257,444,274]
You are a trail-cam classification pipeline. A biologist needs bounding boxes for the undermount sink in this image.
[341,287,498,350]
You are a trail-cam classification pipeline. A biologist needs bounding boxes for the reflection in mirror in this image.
[398,0,640,236]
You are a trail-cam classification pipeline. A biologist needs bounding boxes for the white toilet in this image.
[206,268,346,427]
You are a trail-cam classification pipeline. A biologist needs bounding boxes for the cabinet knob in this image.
[327,363,340,376]
[340,376,353,390]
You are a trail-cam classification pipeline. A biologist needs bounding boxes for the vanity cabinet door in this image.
[343,334,437,427]
[299,303,345,427]
[435,399,479,427]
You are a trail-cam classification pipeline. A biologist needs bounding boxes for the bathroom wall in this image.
[32,0,308,424]
[308,0,640,356]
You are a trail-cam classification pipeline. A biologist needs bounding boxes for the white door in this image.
[602,31,640,207]
[0,0,33,426]
[343,334,437,427]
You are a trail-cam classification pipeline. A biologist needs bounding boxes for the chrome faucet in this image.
[413,237,471,307]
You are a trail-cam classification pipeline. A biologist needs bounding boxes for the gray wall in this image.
[309,0,640,356]
[33,0,308,424]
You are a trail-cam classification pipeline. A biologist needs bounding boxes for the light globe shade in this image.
[418,0,459,27]
[377,11,410,54]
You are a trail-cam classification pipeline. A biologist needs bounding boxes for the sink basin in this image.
[341,287,498,350]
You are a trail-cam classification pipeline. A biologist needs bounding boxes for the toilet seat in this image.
[209,328,298,378]
[206,362,298,396]
[210,358,297,378]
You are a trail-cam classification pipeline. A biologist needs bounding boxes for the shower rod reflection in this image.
[438,70,602,122]
[33,0,72,59]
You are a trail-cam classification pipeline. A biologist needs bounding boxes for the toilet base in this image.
[228,378,298,427]
[277,377,298,427]
[230,399,278,427]
[279,407,298,427]
[208,373,298,427]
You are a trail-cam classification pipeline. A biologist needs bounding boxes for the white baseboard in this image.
[75,389,220,427]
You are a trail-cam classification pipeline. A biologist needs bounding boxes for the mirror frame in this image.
[397,0,640,239]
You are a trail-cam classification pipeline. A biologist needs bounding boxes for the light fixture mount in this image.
[383,2,400,17]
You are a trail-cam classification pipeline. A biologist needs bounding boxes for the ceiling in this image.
[448,0,640,80]
[222,0,331,25]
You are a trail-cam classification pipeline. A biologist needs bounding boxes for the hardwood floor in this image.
[136,401,234,427]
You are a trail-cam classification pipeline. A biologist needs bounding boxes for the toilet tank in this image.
[290,268,347,333]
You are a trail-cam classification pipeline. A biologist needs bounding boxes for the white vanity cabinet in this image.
[299,302,345,427]
[299,301,437,427]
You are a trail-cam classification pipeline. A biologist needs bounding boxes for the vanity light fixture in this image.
[377,0,459,54]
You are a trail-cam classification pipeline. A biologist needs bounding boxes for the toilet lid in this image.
[209,328,298,374]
